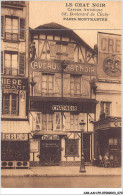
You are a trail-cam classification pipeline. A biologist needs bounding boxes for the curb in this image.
[1,174,121,177]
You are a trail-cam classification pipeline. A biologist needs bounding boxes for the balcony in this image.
[4,68,18,76]
[5,32,19,42]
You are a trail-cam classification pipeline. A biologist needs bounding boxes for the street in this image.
[1,176,121,188]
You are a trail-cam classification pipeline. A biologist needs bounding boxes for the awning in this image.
[94,116,121,131]
[1,120,31,133]
[32,130,67,136]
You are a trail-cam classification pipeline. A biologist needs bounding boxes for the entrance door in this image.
[40,140,61,166]
[83,134,91,162]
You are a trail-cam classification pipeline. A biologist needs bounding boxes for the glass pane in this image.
[12,54,18,75]
[36,113,41,130]
[3,94,10,114]
[48,114,53,130]
[5,54,11,67]
[5,18,11,32]
[42,114,47,130]
[56,113,61,130]
[11,94,17,115]
[13,18,19,33]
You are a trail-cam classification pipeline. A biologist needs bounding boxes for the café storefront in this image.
[94,117,121,166]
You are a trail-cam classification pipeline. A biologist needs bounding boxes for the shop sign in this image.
[1,133,28,141]
[42,135,60,140]
[52,105,77,112]
[30,139,39,152]
[31,60,96,76]
[98,33,121,79]
[1,78,28,91]
[112,121,121,128]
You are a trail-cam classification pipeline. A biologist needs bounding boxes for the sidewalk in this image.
[1,166,122,177]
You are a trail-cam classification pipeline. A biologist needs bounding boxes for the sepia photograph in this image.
[1,0,122,192]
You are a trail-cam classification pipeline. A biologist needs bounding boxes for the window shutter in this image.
[19,53,25,75]
[20,18,25,39]
[55,73,61,97]
[1,16,4,37]
[63,74,70,97]
[1,51,3,74]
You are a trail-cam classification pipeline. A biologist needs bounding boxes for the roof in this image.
[1,121,31,133]
[30,22,94,53]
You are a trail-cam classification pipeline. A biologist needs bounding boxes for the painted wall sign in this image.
[52,105,77,112]
[42,135,60,140]
[1,133,28,141]
[31,60,96,76]
[30,139,39,152]
[1,78,28,91]
[98,33,121,80]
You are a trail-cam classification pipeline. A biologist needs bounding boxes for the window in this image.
[55,112,61,130]
[65,139,79,157]
[3,52,25,76]
[5,53,18,75]
[70,75,81,97]
[109,138,121,150]
[42,74,54,96]
[2,16,25,41]
[5,17,19,41]
[70,114,79,131]
[56,43,68,60]
[100,102,111,117]
[36,113,41,130]
[42,114,53,131]
[3,94,18,115]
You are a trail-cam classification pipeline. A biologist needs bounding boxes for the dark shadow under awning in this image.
[32,130,67,136]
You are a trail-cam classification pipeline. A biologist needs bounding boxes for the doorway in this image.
[40,140,61,166]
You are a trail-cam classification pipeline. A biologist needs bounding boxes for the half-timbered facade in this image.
[29,23,97,166]
[1,1,30,169]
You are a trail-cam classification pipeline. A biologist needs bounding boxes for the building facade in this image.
[1,1,30,169]
[93,32,121,166]
[29,23,97,166]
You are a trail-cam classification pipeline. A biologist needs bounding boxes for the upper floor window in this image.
[1,51,25,76]
[5,17,19,41]
[5,53,18,75]
[42,74,54,96]
[100,102,111,118]
[70,75,81,97]
[1,16,25,41]
[2,94,18,115]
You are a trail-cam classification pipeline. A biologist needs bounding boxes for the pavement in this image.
[1,166,122,177]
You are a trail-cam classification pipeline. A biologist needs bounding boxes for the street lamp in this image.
[79,120,86,172]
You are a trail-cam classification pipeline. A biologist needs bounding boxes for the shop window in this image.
[70,114,79,131]
[3,94,18,115]
[109,138,121,150]
[42,74,54,96]
[4,52,25,76]
[65,139,79,157]
[100,102,111,118]
[42,114,53,131]
[70,75,81,97]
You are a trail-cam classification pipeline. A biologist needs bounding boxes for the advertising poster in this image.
[1,0,122,194]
